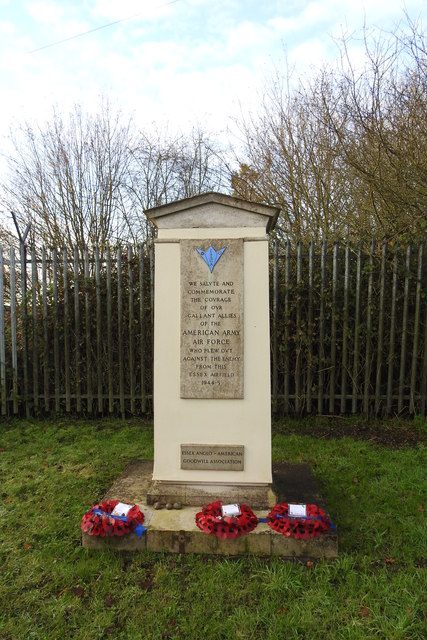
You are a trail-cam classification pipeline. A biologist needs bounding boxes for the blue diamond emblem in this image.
[196,246,226,273]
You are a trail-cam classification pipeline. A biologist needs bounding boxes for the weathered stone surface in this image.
[147,479,275,508]
[103,460,154,503]
[180,238,243,399]
[181,444,244,471]
[82,460,338,558]
[83,505,337,558]
[82,531,147,551]
[145,192,280,231]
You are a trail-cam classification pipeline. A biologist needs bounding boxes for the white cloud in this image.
[90,0,176,23]
[132,39,186,71]
[303,0,334,24]
[25,1,89,50]
[0,20,14,35]
[27,1,66,25]
[268,16,299,33]
[288,38,335,73]
[0,0,425,163]
[225,20,270,57]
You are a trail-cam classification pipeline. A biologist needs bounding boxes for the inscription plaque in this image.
[181,444,244,471]
[181,238,243,398]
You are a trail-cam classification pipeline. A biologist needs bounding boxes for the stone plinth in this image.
[81,460,338,559]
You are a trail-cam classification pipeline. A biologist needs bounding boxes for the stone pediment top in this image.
[144,192,280,233]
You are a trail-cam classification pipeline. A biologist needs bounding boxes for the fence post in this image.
[150,242,155,357]
[31,247,38,414]
[329,243,338,414]
[318,240,326,414]
[139,244,146,414]
[117,247,125,418]
[363,241,375,417]
[84,248,93,413]
[307,241,314,413]
[398,244,412,413]
[0,248,6,415]
[20,244,29,417]
[295,241,302,415]
[340,244,350,414]
[128,245,135,415]
[106,246,113,413]
[10,248,18,414]
[272,238,278,416]
[42,248,49,412]
[74,246,81,414]
[352,244,362,414]
[386,246,399,415]
[410,242,424,414]
[95,246,103,414]
[284,240,290,414]
[375,242,386,416]
[63,248,70,413]
[52,248,60,413]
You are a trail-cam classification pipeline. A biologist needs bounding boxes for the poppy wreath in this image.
[195,501,258,539]
[81,500,145,537]
[266,503,331,539]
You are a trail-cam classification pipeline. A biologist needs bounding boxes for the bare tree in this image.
[1,100,136,253]
[125,126,229,242]
[233,17,427,243]
[325,19,427,240]
[233,66,355,242]
[172,127,228,199]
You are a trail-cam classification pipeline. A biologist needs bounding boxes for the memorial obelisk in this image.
[145,193,280,507]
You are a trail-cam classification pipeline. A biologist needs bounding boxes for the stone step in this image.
[81,460,338,559]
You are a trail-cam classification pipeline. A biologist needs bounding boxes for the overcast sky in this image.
[0,0,425,149]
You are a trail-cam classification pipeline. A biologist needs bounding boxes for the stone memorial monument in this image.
[145,192,280,508]
[82,192,338,558]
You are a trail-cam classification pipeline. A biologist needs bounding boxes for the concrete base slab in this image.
[82,460,338,559]
[146,479,277,508]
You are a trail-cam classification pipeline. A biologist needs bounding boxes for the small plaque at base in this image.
[181,444,244,471]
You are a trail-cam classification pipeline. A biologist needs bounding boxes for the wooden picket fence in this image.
[0,240,426,418]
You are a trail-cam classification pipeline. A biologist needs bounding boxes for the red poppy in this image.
[195,501,258,539]
[266,503,331,539]
[81,500,145,537]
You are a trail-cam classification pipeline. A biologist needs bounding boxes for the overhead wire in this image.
[27,0,181,54]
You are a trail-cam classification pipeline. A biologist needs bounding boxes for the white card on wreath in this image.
[112,502,133,517]
[221,504,241,517]
[288,503,307,518]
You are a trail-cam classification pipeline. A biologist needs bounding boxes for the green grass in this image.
[0,417,425,640]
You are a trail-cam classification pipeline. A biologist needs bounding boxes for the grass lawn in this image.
[0,416,425,640]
